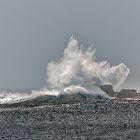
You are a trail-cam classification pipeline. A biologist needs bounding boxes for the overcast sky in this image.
[0,0,140,91]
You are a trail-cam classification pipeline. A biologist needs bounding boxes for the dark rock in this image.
[100,84,116,97]
[100,84,140,99]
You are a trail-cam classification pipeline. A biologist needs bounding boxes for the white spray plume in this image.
[0,36,130,104]
[47,36,130,90]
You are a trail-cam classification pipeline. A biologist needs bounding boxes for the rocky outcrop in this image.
[100,84,116,97]
[100,84,140,99]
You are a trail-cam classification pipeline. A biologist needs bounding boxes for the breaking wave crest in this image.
[47,36,129,90]
[0,36,130,105]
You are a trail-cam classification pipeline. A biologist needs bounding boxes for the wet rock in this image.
[100,84,140,99]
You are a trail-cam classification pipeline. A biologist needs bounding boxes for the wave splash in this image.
[0,36,130,104]
[47,36,129,90]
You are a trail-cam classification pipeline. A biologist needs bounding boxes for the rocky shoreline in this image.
[100,84,140,99]
[0,98,140,139]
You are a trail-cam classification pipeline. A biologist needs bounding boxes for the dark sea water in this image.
[0,95,140,140]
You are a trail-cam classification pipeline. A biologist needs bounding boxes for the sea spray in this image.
[47,36,130,91]
[0,36,130,104]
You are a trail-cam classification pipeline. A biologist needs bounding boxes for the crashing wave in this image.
[0,36,130,105]
[47,36,129,90]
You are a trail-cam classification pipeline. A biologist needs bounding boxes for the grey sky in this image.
[0,0,140,91]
